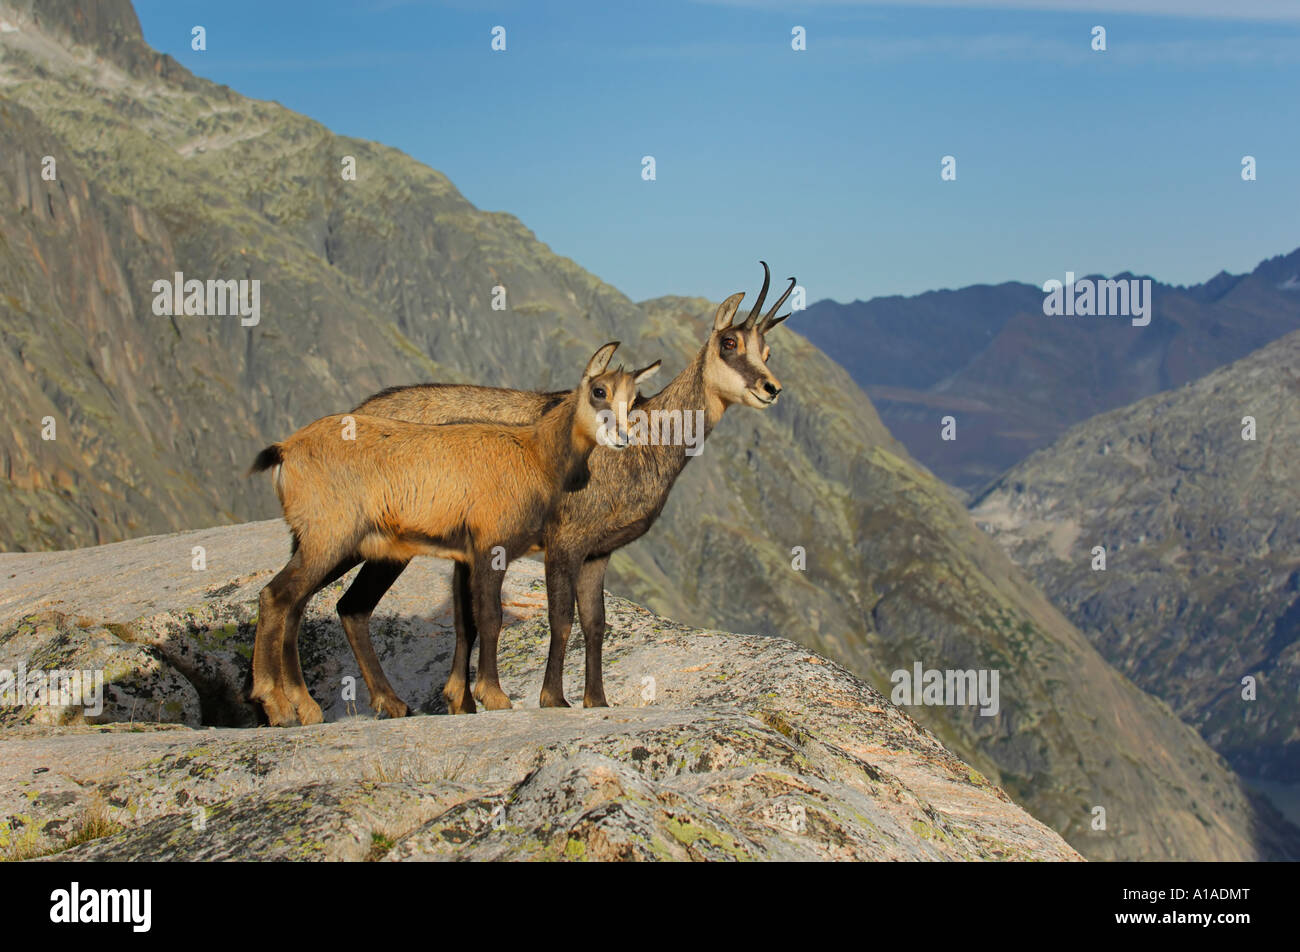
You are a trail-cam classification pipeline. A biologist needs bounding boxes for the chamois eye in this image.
[722,337,737,350]
[592,386,607,400]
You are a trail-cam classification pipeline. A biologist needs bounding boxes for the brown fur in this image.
[248,342,656,725]
[331,263,795,713]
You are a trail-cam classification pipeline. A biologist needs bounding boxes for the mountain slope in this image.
[972,330,1300,782]
[800,257,1300,493]
[0,0,1295,860]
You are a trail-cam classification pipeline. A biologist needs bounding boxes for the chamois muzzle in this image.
[750,379,781,406]
[595,414,631,450]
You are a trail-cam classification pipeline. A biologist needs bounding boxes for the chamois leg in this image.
[252,549,337,727]
[471,558,512,711]
[450,561,484,709]
[336,559,410,719]
[539,552,580,708]
[279,555,361,724]
[576,554,611,707]
[443,561,478,714]
[279,554,359,727]
[252,551,306,727]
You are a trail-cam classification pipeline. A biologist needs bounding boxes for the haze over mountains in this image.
[799,253,1300,494]
[1,0,1296,860]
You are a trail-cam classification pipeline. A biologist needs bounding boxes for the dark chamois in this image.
[303,262,794,713]
[248,342,657,725]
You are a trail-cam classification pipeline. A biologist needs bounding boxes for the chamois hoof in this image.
[443,688,477,715]
[295,700,324,726]
[480,687,513,711]
[263,707,302,727]
[539,691,571,709]
[471,679,487,703]
[253,688,299,727]
[372,693,409,719]
[583,693,610,709]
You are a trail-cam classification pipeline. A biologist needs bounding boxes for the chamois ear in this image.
[633,360,661,385]
[712,292,746,331]
[584,341,620,379]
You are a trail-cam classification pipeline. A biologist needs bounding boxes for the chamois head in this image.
[704,261,794,410]
[579,342,661,450]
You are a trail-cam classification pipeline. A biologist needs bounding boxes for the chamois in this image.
[309,262,795,714]
[248,342,658,726]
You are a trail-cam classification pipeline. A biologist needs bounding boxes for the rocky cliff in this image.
[0,522,1081,862]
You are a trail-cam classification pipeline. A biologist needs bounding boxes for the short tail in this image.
[248,444,283,477]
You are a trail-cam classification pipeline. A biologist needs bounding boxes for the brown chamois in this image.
[314,262,794,714]
[247,341,659,726]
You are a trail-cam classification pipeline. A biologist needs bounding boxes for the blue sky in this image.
[133,1,1300,303]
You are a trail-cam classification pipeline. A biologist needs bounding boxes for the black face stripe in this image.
[721,344,767,386]
[720,329,773,386]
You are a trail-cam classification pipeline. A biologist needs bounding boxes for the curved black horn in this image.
[760,277,796,332]
[742,261,771,328]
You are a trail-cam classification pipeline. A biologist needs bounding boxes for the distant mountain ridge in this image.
[799,250,1300,493]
